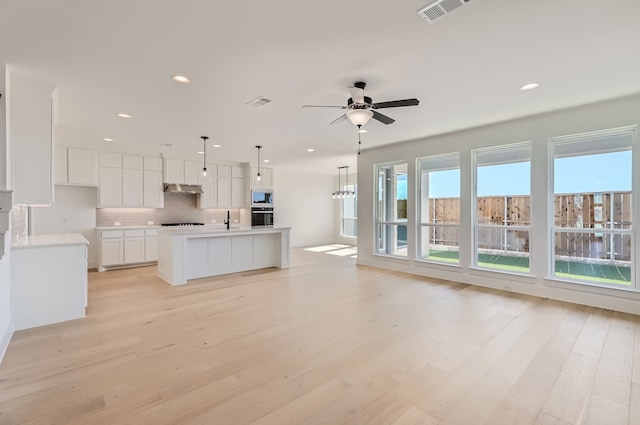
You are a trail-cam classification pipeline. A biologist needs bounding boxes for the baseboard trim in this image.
[0,318,14,364]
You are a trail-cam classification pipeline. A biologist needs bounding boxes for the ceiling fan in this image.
[302,81,419,129]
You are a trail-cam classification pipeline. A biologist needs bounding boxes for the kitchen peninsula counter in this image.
[156,226,290,285]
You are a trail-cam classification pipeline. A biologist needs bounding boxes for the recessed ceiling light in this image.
[306,148,315,152]
[197,151,204,154]
[520,83,539,91]
[263,159,270,163]
[102,138,114,142]
[171,75,191,84]
[212,144,221,148]
[358,129,367,133]
[116,113,132,118]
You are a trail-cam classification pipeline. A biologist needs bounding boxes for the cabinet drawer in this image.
[145,229,158,237]
[101,230,124,239]
[124,229,145,237]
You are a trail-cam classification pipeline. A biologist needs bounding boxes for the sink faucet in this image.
[224,210,230,230]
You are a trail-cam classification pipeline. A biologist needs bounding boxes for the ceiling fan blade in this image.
[329,114,348,125]
[348,86,365,104]
[302,105,346,108]
[372,110,395,125]
[373,98,420,109]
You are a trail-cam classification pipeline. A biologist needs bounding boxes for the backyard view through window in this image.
[552,130,633,287]
[418,154,460,263]
[376,163,408,257]
[474,143,532,273]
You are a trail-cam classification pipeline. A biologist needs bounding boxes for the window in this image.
[341,184,357,238]
[551,129,633,288]
[375,162,408,257]
[474,143,532,273]
[418,154,460,263]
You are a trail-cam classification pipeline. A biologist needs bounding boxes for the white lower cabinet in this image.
[124,236,145,263]
[99,228,158,271]
[100,235,124,267]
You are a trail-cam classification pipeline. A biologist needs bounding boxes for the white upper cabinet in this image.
[143,157,164,208]
[122,168,143,207]
[10,71,57,205]
[99,153,160,207]
[99,166,122,207]
[55,146,99,186]
[184,160,202,185]
[197,163,217,209]
[164,159,184,184]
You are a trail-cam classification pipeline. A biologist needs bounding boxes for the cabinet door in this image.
[164,159,184,183]
[231,177,245,208]
[143,170,164,208]
[198,178,217,208]
[68,147,98,185]
[122,168,143,207]
[144,156,163,172]
[55,145,68,184]
[217,176,231,208]
[101,238,124,266]
[124,237,145,264]
[184,160,201,185]
[99,167,122,207]
[100,152,122,168]
[145,236,158,262]
[122,154,143,170]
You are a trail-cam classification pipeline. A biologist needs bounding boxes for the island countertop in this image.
[155,226,290,237]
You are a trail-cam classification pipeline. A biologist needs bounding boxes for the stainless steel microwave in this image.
[251,189,273,207]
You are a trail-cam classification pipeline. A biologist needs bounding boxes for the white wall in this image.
[273,169,336,247]
[357,94,640,314]
[0,63,13,362]
[31,186,98,269]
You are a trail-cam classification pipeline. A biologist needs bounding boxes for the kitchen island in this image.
[12,233,89,330]
[156,226,290,285]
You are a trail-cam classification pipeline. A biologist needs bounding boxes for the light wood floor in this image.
[1,247,639,425]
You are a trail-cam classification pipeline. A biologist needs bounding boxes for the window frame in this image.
[416,153,461,265]
[374,161,409,258]
[548,126,636,290]
[472,142,533,275]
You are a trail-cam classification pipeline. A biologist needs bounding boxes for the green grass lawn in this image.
[426,250,631,286]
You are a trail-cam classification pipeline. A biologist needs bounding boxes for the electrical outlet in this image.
[147,220,154,225]
[233,219,239,223]
[114,221,121,226]
[211,219,216,223]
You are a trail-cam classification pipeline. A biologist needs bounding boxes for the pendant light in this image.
[200,136,211,183]
[255,145,262,183]
[332,166,355,199]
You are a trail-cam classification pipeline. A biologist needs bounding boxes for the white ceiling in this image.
[1,0,639,174]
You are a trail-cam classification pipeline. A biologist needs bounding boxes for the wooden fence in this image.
[422,191,632,261]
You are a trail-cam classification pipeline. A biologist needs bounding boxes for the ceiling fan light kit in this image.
[303,81,419,128]
[346,109,373,127]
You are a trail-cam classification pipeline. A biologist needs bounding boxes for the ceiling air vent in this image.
[246,96,272,108]
[417,0,472,23]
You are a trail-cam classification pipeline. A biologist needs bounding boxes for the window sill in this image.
[468,266,532,280]
[544,276,639,295]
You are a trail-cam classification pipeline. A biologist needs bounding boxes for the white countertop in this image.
[96,225,162,230]
[156,226,289,236]
[12,233,90,249]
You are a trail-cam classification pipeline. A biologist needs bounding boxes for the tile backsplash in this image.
[96,193,243,227]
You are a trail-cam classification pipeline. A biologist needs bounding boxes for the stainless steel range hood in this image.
[163,184,203,194]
